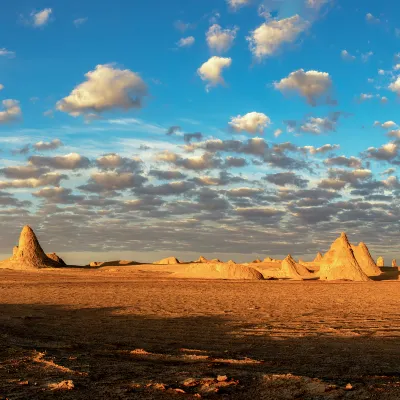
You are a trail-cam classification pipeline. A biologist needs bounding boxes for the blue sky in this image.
[1,0,400,264]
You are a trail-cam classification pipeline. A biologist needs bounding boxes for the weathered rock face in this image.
[351,242,381,276]
[377,257,384,267]
[319,233,369,281]
[392,259,397,268]
[154,256,180,265]
[280,255,314,280]
[0,226,61,270]
[46,253,66,266]
[314,252,323,262]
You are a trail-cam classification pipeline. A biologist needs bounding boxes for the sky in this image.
[1,0,400,264]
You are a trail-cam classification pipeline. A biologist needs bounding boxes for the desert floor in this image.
[2,267,400,399]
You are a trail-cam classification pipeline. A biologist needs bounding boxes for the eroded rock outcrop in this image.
[154,257,180,265]
[351,242,381,276]
[377,256,384,267]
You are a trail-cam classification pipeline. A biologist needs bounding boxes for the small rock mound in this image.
[0,226,61,270]
[392,259,397,267]
[377,256,384,267]
[280,255,314,280]
[46,253,66,266]
[314,252,323,262]
[351,242,381,276]
[227,260,236,265]
[196,256,208,263]
[210,258,222,263]
[154,256,180,265]
[319,233,369,281]
[252,259,262,263]
[173,263,264,280]
[263,257,274,262]
[90,261,102,267]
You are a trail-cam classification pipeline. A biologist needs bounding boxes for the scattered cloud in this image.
[227,0,251,10]
[29,8,53,27]
[177,36,195,48]
[229,112,271,134]
[366,13,380,24]
[247,15,308,60]
[274,69,333,106]
[341,50,355,61]
[73,17,88,27]
[0,48,16,58]
[197,56,232,91]
[0,100,22,124]
[29,153,91,170]
[57,64,148,117]
[206,24,238,53]
[34,139,63,151]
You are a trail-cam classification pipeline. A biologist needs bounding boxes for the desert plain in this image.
[1,227,400,399]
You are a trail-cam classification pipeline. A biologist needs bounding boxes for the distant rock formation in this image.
[90,261,102,267]
[47,253,66,266]
[392,259,397,268]
[319,233,369,281]
[0,226,62,270]
[252,259,262,263]
[263,257,274,262]
[377,257,384,267]
[173,263,264,280]
[196,256,208,263]
[227,260,236,265]
[314,252,323,262]
[351,242,381,276]
[210,258,222,263]
[281,255,314,280]
[154,256,180,265]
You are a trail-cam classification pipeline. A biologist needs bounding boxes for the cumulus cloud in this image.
[229,112,271,134]
[265,172,309,188]
[324,156,362,168]
[226,187,262,197]
[33,187,84,204]
[96,154,142,172]
[299,116,337,134]
[388,77,400,95]
[206,24,238,53]
[56,64,148,117]
[306,0,331,9]
[366,13,380,24]
[186,138,267,156]
[183,132,203,143]
[302,144,340,155]
[0,172,67,189]
[381,121,397,129]
[274,128,283,138]
[148,170,186,180]
[29,153,91,169]
[274,69,333,106]
[137,181,194,196]
[365,143,398,161]
[318,178,347,190]
[341,50,355,61]
[177,36,195,47]
[197,56,232,91]
[247,15,308,60]
[30,8,52,27]
[358,93,374,102]
[33,139,63,151]
[79,172,147,192]
[0,100,22,124]
[227,0,251,10]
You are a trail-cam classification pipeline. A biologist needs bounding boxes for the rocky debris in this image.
[154,256,180,265]
[47,380,74,391]
[0,226,62,270]
[46,253,66,266]
[351,242,381,276]
[377,256,384,267]
[392,259,397,267]
[314,252,323,262]
[173,263,264,280]
[319,233,369,281]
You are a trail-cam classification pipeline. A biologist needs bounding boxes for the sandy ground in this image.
[2,267,400,399]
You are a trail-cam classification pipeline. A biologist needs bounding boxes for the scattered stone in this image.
[217,375,228,382]
[345,383,353,391]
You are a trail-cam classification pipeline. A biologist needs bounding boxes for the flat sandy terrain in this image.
[2,267,400,399]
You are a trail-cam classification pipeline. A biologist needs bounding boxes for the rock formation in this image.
[392,259,397,268]
[173,263,264,280]
[280,255,314,280]
[314,252,323,262]
[47,253,66,266]
[264,257,274,262]
[0,226,62,270]
[377,256,384,267]
[351,242,381,276]
[154,256,180,265]
[227,260,236,265]
[252,259,262,263]
[319,233,369,281]
[196,256,208,263]
[211,258,222,263]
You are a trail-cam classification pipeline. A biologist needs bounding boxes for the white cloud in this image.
[361,51,373,62]
[31,8,52,27]
[73,17,88,27]
[341,50,355,61]
[0,100,22,124]
[0,48,16,58]
[274,69,332,105]
[206,24,238,53]
[302,144,339,155]
[299,116,336,134]
[394,64,400,71]
[389,76,400,95]
[197,56,232,91]
[378,69,386,75]
[247,15,308,60]
[366,13,380,24]
[0,173,65,189]
[34,139,63,151]
[229,112,271,134]
[227,0,251,9]
[381,121,397,129]
[381,96,388,104]
[306,0,330,9]
[56,64,148,117]
[0,84,3,91]
[274,128,283,138]
[177,36,195,47]
[359,93,373,102]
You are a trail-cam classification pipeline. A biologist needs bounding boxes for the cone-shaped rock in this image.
[46,253,66,266]
[377,256,384,267]
[392,259,397,268]
[319,233,369,281]
[351,242,381,276]
[0,226,62,270]
[196,256,208,263]
[314,252,323,262]
[280,255,304,280]
[154,256,180,265]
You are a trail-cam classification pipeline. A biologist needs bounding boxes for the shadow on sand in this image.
[2,303,400,398]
